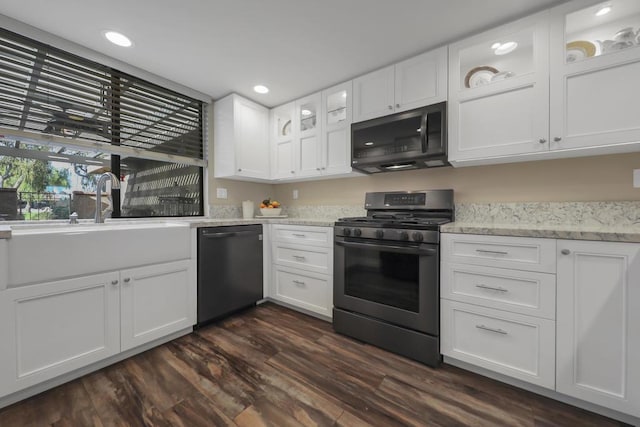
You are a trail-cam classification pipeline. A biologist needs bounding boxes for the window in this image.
[0,28,206,220]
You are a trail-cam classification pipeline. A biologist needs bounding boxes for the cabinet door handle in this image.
[561,249,571,255]
[290,170,295,174]
[476,249,508,255]
[123,277,131,283]
[292,233,306,238]
[476,324,508,335]
[388,105,393,110]
[553,137,562,142]
[238,168,242,172]
[539,138,547,144]
[292,255,307,261]
[396,103,400,108]
[316,167,321,171]
[111,280,119,285]
[475,284,508,292]
[292,280,306,287]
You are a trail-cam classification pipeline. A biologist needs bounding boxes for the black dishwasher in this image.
[197,225,263,326]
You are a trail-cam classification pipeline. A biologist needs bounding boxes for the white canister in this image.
[242,200,255,219]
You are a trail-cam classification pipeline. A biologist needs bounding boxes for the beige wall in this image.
[270,152,640,206]
[208,178,273,207]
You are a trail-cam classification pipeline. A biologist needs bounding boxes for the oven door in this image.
[334,236,439,335]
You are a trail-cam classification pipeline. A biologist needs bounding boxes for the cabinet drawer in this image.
[272,266,331,317]
[442,263,556,319]
[442,234,556,273]
[272,243,331,275]
[441,300,555,389]
[272,225,332,248]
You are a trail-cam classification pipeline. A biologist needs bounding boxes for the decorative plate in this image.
[490,70,515,82]
[464,66,499,88]
[566,40,596,63]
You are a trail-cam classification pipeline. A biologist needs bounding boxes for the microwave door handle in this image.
[421,111,429,152]
[336,240,437,256]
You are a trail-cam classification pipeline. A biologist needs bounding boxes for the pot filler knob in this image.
[399,231,409,241]
[412,232,424,242]
[375,229,384,239]
[343,228,351,236]
[353,228,362,237]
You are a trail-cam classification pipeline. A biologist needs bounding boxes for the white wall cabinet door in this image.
[549,0,640,154]
[271,103,296,180]
[321,81,353,175]
[294,92,323,178]
[120,260,193,352]
[395,47,447,113]
[353,65,395,122]
[214,94,270,181]
[0,272,120,396]
[556,240,640,418]
[448,12,550,164]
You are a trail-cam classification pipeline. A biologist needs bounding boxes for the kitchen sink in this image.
[7,221,191,287]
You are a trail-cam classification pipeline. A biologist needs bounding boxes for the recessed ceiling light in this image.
[595,5,611,16]
[364,142,374,146]
[301,109,312,116]
[494,41,518,55]
[253,85,269,94]
[491,42,502,50]
[104,31,132,47]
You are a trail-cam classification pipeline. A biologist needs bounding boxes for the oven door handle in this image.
[336,240,437,255]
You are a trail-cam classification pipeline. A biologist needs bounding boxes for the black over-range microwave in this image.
[351,102,448,173]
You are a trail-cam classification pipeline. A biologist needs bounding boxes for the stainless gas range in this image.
[333,189,454,367]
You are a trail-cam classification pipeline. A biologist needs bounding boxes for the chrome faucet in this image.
[95,172,121,223]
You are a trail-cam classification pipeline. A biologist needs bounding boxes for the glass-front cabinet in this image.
[321,81,353,175]
[271,102,295,179]
[294,92,322,178]
[550,0,640,151]
[448,11,550,163]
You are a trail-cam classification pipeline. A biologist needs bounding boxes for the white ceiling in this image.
[0,0,568,107]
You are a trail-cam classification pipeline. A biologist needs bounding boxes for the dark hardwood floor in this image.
[0,303,628,427]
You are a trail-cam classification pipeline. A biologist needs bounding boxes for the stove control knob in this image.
[412,232,424,242]
[343,228,351,236]
[375,229,384,239]
[353,228,362,237]
[399,231,409,241]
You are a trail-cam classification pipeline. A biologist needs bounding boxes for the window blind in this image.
[0,28,204,162]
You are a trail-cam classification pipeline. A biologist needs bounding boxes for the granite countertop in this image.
[0,217,337,239]
[441,222,640,243]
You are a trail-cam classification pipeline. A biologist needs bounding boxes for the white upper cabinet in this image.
[353,47,447,123]
[295,92,323,178]
[271,102,296,180]
[448,12,551,163]
[321,81,353,175]
[214,94,270,181]
[549,0,640,153]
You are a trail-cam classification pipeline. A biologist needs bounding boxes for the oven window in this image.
[344,246,419,312]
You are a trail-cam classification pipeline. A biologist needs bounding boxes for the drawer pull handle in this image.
[292,233,306,238]
[476,249,508,255]
[292,255,307,261]
[476,324,508,335]
[475,284,508,292]
[111,280,119,285]
[292,280,306,287]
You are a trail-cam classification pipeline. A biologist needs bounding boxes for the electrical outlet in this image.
[634,170,640,188]
[216,187,228,199]
[293,189,299,200]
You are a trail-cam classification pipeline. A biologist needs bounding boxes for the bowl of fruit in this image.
[259,198,282,216]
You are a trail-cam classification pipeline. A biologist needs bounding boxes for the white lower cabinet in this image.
[441,233,557,390]
[0,260,194,398]
[273,265,331,317]
[120,260,194,351]
[0,272,120,396]
[269,225,333,318]
[441,299,556,389]
[556,240,640,418]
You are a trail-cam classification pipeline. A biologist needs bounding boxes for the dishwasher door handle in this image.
[201,230,261,239]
